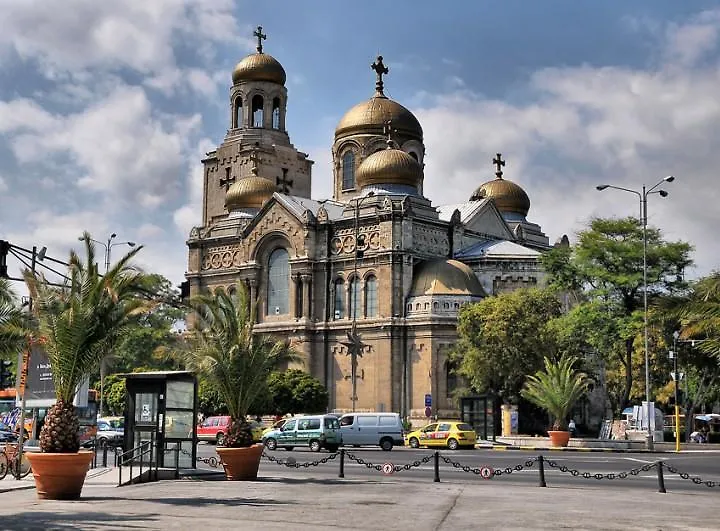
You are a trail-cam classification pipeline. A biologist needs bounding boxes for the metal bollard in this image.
[538,455,547,487]
[339,448,345,478]
[657,461,666,493]
[433,451,440,483]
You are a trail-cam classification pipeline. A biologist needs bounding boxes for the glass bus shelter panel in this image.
[166,380,194,409]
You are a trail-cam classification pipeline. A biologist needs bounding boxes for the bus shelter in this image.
[123,371,197,469]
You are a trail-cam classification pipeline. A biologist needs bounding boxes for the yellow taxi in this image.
[405,421,477,450]
[261,418,287,438]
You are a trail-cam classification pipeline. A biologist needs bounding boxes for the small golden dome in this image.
[225,176,276,210]
[356,147,423,189]
[410,259,485,297]
[470,177,531,216]
[335,96,423,140]
[232,53,286,85]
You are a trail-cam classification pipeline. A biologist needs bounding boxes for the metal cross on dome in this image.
[276,168,293,194]
[254,25,267,53]
[371,55,389,95]
[383,120,397,148]
[493,153,505,179]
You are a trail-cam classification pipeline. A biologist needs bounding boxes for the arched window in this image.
[234,97,243,128]
[267,248,289,315]
[342,151,355,190]
[334,278,345,319]
[364,275,377,317]
[349,277,361,319]
[252,95,264,127]
[272,98,281,129]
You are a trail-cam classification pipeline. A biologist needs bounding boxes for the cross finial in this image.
[493,153,505,179]
[219,167,236,191]
[371,55,389,95]
[253,25,267,53]
[249,150,260,175]
[276,167,293,193]
[383,120,396,149]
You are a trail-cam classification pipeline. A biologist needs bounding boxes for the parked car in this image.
[262,414,341,452]
[81,419,124,448]
[262,418,288,437]
[0,422,18,443]
[339,412,404,451]
[196,415,263,445]
[405,421,477,450]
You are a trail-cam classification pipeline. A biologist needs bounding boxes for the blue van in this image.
[262,414,341,452]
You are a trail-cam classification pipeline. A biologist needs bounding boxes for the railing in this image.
[117,433,158,487]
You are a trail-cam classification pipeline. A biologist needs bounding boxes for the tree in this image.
[267,369,329,415]
[541,217,692,412]
[180,282,296,447]
[0,279,26,361]
[451,288,563,401]
[24,233,149,452]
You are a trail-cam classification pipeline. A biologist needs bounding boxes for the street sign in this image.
[425,394,432,407]
[425,406,432,418]
[382,462,394,475]
[479,466,494,480]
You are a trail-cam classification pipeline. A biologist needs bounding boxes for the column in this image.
[301,274,311,319]
[248,279,258,322]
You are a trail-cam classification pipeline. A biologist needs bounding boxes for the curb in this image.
[0,484,35,494]
[481,445,666,453]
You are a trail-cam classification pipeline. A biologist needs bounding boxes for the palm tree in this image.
[0,279,27,359]
[678,272,720,359]
[24,233,148,453]
[521,354,590,431]
[183,282,296,447]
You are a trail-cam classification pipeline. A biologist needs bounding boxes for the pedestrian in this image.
[568,419,577,437]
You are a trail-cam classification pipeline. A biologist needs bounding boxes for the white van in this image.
[339,412,404,451]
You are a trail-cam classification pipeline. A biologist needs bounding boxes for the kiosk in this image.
[123,371,197,469]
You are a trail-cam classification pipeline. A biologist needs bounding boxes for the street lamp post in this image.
[596,175,675,450]
[79,233,135,417]
[672,330,681,452]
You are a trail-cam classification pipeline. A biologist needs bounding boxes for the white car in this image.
[91,420,124,447]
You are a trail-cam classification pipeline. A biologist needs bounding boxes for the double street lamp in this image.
[79,233,136,417]
[596,175,675,450]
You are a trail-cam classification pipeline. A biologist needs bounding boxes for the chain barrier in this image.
[262,450,338,468]
[544,458,655,480]
[440,454,536,477]
[180,448,220,468]
[664,462,719,488]
[345,451,434,473]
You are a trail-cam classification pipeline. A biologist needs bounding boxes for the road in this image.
[196,442,720,493]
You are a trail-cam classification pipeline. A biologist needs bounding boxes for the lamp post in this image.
[672,330,681,452]
[79,234,135,417]
[596,175,675,450]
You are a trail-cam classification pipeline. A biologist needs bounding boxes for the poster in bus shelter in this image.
[17,344,88,408]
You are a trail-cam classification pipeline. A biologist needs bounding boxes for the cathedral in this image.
[185,28,552,420]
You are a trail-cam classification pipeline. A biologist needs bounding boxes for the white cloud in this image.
[417,8,720,276]
[0,175,6,192]
[173,137,216,236]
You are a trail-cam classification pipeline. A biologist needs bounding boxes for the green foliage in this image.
[267,369,329,415]
[521,355,590,431]
[0,279,27,361]
[181,282,296,447]
[102,374,127,416]
[197,377,228,417]
[452,288,562,401]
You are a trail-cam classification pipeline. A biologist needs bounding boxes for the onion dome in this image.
[356,145,423,190]
[470,177,530,217]
[335,55,422,141]
[225,176,276,210]
[231,25,286,85]
[410,259,485,297]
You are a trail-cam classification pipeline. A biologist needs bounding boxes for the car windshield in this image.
[456,423,473,431]
[324,417,339,429]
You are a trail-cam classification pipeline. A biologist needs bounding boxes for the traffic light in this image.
[179,281,190,300]
[0,240,9,279]
[0,360,13,389]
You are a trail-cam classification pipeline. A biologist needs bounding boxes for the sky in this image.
[1,0,719,288]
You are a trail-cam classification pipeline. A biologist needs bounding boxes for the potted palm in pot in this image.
[521,354,590,447]
[23,234,148,499]
[183,282,295,480]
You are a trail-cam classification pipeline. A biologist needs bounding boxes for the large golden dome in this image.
[335,95,423,140]
[225,176,276,210]
[356,147,423,189]
[232,52,286,85]
[470,177,531,216]
[410,259,485,297]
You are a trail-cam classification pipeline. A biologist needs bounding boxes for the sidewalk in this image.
[0,468,717,530]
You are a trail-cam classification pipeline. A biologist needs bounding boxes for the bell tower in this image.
[200,26,313,226]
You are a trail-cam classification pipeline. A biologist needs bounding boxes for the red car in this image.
[196,416,263,445]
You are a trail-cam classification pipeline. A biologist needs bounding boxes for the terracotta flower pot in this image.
[26,451,94,500]
[548,430,571,448]
[216,443,264,480]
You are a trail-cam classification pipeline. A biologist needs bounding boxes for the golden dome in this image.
[410,259,485,297]
[470,177,531,216]
[225,176,276,210]
[232,52,286,85]
[356,147,423,189]
[335,95,423,140]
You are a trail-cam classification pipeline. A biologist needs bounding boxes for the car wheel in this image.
[216,433,225,446]
[447,438,459,450]
[380,438,393,451]
[309,440,321,452]
[264,438,277,451]
[326,444,339,453]
[409,437,420,449]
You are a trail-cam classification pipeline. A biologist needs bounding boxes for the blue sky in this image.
[1,0,719,287]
